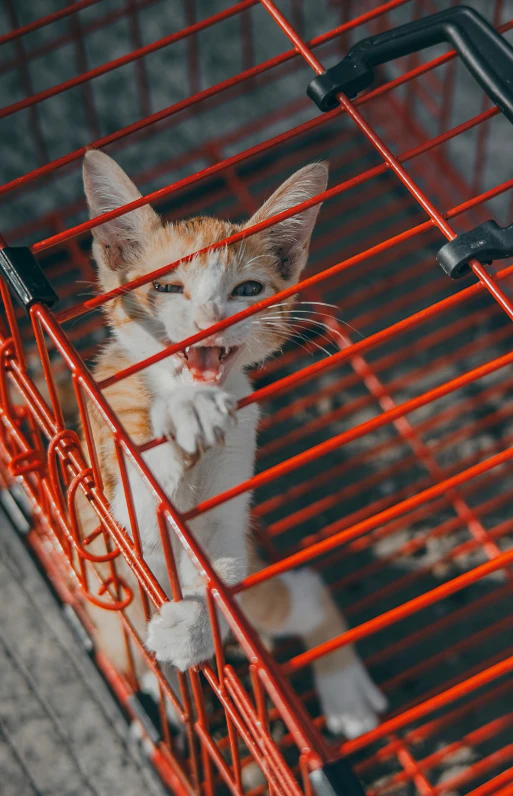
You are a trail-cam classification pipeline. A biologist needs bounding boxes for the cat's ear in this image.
[83,149,161,270]
[247,162,328,280]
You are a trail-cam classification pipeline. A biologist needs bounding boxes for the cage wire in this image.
[1,1,513,794]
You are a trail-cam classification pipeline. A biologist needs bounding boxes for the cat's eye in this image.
[153,281,183,294]
[231,280,263,298]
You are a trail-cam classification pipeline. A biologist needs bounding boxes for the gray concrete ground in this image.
[0,512,167,796]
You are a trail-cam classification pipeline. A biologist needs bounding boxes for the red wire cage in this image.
[1,0,513,794]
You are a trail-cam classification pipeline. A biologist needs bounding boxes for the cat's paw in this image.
[316,659,387,739]
[155,385,236,467]
[146,597,214,671]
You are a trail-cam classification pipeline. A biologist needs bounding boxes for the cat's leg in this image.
[145,529,248,671]
[146,389,257,670]
[241,563,387,739]
[303,584,387,738]
[110,460,243,670]
[146,476,252,672]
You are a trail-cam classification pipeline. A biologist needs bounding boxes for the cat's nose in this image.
[194,302,222,330]
[194,317,216,331]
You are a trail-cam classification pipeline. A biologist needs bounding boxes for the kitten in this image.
[80,149,386,738]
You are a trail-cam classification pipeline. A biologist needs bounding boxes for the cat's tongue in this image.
[186,346,223,382]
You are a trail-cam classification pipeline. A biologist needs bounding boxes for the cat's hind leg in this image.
[241,563,387,740]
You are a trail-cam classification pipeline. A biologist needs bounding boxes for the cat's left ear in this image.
[246,162,328,280]
[83,149,161,271]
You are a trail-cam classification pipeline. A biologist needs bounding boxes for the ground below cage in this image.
[0,509,168,796]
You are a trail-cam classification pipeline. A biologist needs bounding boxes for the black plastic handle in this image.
[308,6,513,121]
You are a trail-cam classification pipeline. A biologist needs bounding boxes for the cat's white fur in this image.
[83,150,386,738]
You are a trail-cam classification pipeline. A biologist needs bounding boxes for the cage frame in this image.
[1,1,513,794]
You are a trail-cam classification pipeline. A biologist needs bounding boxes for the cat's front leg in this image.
[146,554,243,671]
[152,384,237,470]
[147,396,251,670]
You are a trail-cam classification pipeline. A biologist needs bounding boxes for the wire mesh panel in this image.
[1,1,513,794]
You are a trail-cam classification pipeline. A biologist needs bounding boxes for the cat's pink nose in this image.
[194,317,217,331]
[194,302,223,330]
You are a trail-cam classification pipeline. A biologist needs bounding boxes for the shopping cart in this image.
[1,1,513,793]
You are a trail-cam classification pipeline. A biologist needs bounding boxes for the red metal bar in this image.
[126,0,152,119]
[3,2,513,792]
[0,0,103,45]
[4,0,478,202]
[257,0,513,330]
[51,122,506,387]
[0,1,259,121]
[344,654,513,755]
[3,0,48,165]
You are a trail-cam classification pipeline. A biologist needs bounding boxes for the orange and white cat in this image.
[81,149,386,738]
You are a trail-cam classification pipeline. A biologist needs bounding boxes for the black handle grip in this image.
[308,6,513,121]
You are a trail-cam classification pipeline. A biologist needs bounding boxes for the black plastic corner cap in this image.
[307,59,375,111]
[0,247,58,311]
[436,220,513,278]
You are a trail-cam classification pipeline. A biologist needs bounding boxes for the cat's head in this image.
[83,150,327,385]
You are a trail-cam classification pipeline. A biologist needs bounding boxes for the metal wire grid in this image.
[1,1,513,794]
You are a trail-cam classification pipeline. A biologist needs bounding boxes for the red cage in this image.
[1,1,513,794]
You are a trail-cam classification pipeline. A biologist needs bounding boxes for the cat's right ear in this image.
[83,149,160,270]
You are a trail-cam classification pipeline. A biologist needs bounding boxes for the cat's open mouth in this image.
[177,345,239,383]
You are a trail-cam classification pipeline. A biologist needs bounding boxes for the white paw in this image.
[146,598,214,671]
[316,659,388,740]
[154,386,236,467]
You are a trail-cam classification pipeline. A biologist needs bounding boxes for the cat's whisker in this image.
[75,280,100,292]
[265,301,366,336]
[264,322,336,352]
[258,308,364,340]
[269,300,339,309]
[285,321,340,354]
[289,330,331,358]
[252,318,333,357]
[257,313,337,334]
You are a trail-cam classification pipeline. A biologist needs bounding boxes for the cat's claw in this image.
[316,659,388,740]
[154,385,237,467]
[146,598,215,671]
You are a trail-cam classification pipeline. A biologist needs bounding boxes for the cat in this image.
[79,149,387,739]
